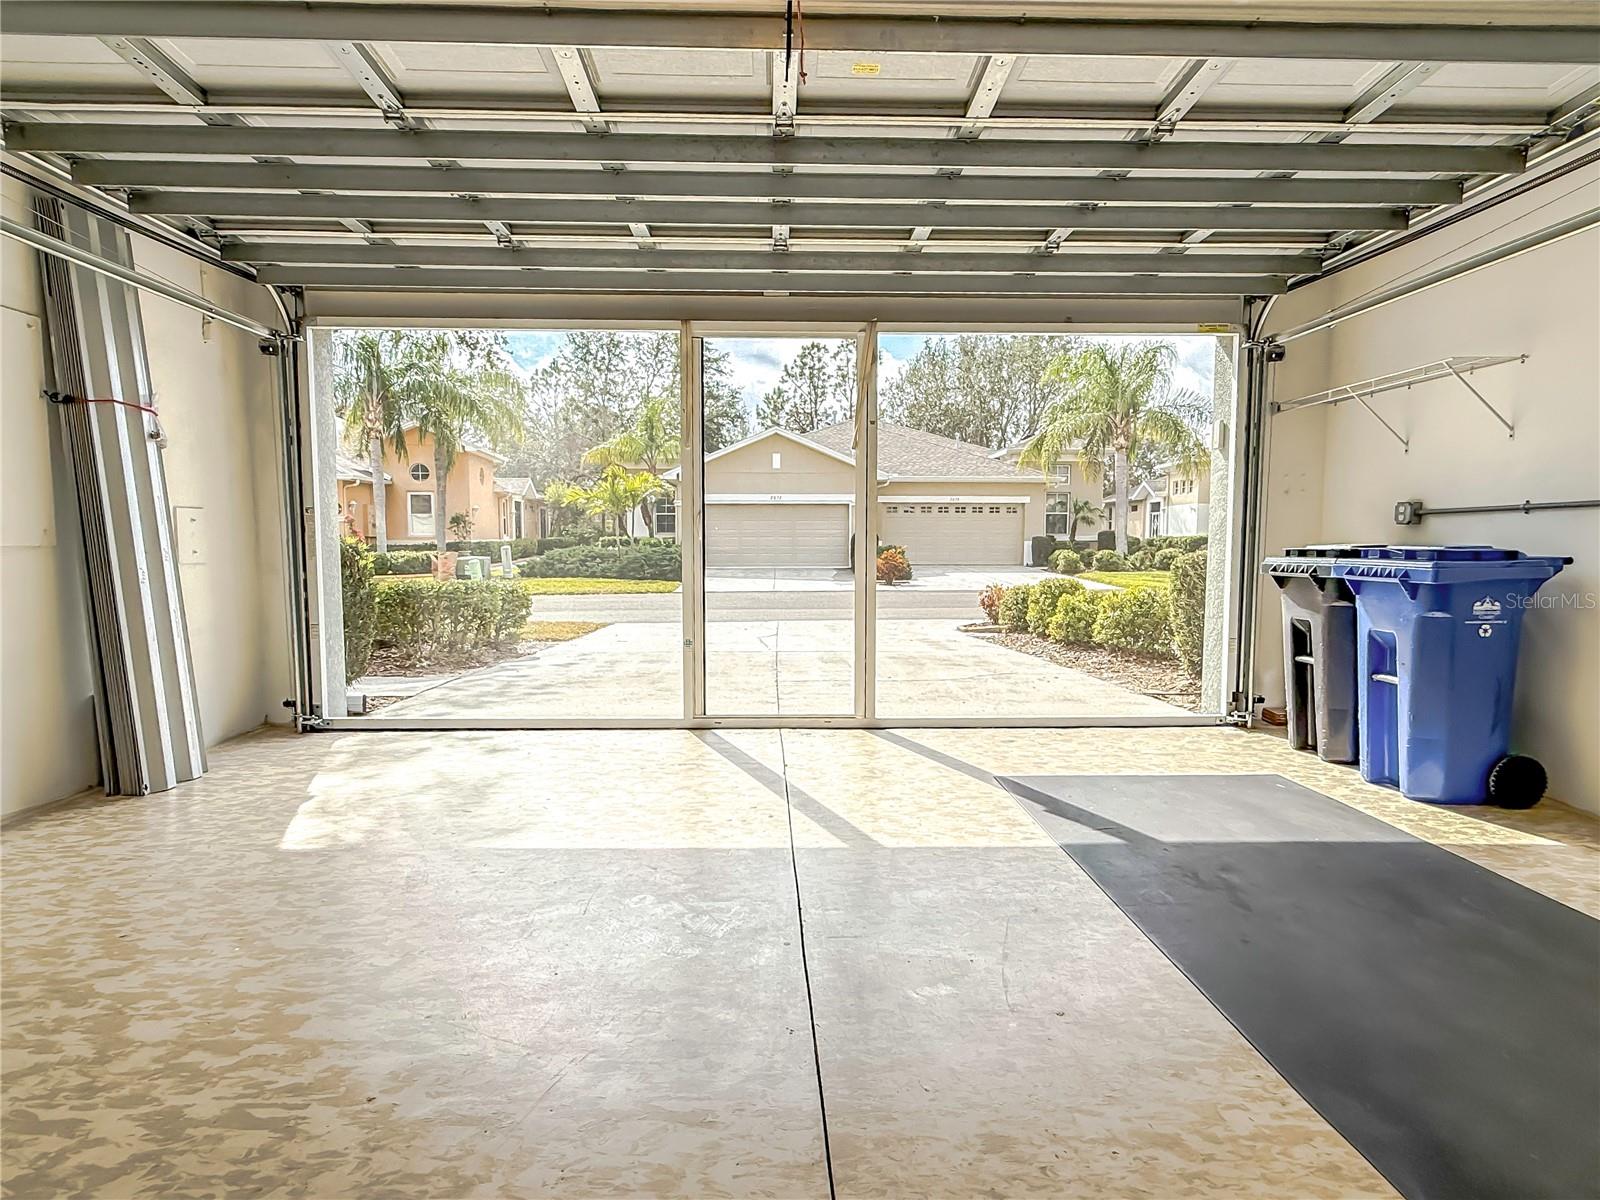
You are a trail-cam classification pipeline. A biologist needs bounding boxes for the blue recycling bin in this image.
[1328,546,1569,806]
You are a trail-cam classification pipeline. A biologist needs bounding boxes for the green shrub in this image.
[1092,549,1130,572]
[340,537,376,684]
[372,550,435,576]
[522,542,681,581]
[536,536,580,555]
[1129,548,1156,571]
[1152,547,1182,571]
[1093,585,1175,657]
[1048,587,1102,645]
[1169,549,1208,676]
[1048,548,1084,575]
[597,535,672,548]
[1026,577,1085,636]
[978,583,1007,624]
[998,584,1033,632]
[373,579,530,662]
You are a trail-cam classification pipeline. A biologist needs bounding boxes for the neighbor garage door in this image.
[706,503,850,567]
[881,501,1024,566]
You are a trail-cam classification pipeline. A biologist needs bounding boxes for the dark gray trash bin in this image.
[1260,546,1382,763]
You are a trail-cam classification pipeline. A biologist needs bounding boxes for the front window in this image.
[1046,491,1073,537]
[655,496,677,536]
[408,491,435,537]
[410,462,430,482]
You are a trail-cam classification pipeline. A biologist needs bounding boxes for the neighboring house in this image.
[493,476,545,542]
[988,437,1105,543]
[661,422,1063,566]
[1104,458,1211,540]
[335,425,520,542]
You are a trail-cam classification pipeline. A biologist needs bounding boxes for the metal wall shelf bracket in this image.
[1270,354,1525,452]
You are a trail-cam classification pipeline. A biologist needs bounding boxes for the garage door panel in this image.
[881,502,1023,566]
[707,504,850,567]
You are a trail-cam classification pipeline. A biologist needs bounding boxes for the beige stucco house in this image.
[1106,458,1212,540]
[661,423,1102,566]
[335,425,532,544]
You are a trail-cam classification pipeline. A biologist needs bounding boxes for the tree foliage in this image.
[511,331,747,486]
[1019,340,1209,555]
[755,340,856,433]
[878,334,1080,449]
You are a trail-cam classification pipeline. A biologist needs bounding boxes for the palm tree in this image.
[407,335,526,551]
[1067,496,1100,543]
[1020,340,1208,555]
[578,465,666,542]
[582,394,680,535]
[333,331,413,552]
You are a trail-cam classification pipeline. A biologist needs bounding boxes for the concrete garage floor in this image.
[379,619,1182,719]
[3,728,1595,1198]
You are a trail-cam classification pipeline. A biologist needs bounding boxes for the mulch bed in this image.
[963,624,1202,712]
[364,640,538,677]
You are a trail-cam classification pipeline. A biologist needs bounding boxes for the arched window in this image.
[410,463,430,482]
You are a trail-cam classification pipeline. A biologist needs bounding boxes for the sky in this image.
[503,330,1220,419]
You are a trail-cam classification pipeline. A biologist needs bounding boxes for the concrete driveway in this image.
[379,618,1182,720]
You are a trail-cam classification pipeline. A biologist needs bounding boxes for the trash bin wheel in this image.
[1487,755,1547,809]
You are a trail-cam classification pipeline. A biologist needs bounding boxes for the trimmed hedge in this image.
[1032,535,1097,566]
[1169,549,1208,675]
[1153,547,1183,571]
[1025,577,1085,636]
[1092,585,1174,656]
[997,584,1033,632]
[388,538,542,559]
[1129,548,1156,570]
[1048,587,1102,645]
[1047,548,1084,575]
[521,542,681,581]
[340,537,376,683]
[1091,549,1130,572]
[374,579,531,661]
[372,550,436,576]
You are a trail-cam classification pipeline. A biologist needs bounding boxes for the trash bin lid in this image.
[1346,544,1519,562]
[1283,544,1388,558]
[1329,546,1571,584]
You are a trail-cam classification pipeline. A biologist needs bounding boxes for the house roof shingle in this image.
[804,422,1042,480]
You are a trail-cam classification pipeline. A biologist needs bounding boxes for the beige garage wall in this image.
[0,178,293,820]
[880,479,1047,543]
[1257,161,1600,812]
[706,432,853,494]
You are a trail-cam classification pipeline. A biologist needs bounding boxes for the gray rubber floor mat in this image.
[998,773,1600,1200]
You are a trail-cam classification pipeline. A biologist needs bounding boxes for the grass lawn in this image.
[1081,569,1173,592]
[523,620,606,641]
[517,577,680,595]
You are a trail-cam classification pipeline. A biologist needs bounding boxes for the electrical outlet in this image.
[1393,499,1425,526]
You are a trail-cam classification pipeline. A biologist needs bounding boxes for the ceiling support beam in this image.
[11,5,1593,65]
[11,124,1526,174]
[550,45,607,134]
[1343,61,1442,127]
[220,242,1321,276]
[127,190,1408,231]
[1147,58,1232,140]
[325,41,419,129]
[95,36,247,127]
[956,55,1018,139]
[69,160,1464,207]
[772,49,799,136]
[96,36,204,105]
[249,265,1290,295]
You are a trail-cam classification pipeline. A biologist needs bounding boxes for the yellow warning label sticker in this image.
[851,62,881,76]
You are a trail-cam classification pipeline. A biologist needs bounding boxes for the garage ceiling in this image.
[2,1,1597,307]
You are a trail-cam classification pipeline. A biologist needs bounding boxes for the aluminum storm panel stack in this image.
[32,196,206,796]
